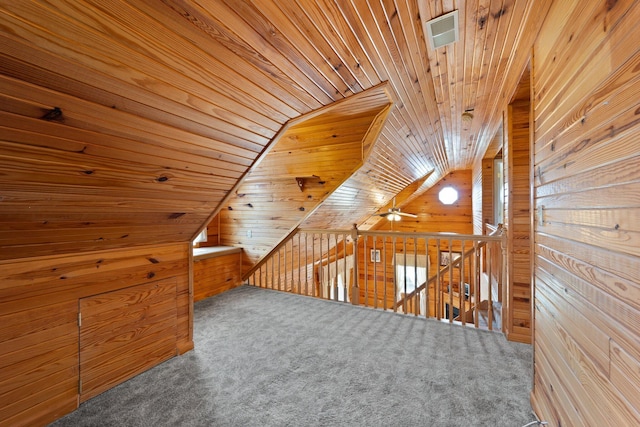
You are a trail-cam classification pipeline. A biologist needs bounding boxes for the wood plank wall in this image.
[197,213,220,248]
[193,252,242,302]
[385,170,473,235]
[472,157,496,235]
[530,0,640,425]
[505,83,532,344]
[0,243,190,427]
[79,278,179,402]
[472,160,484,235]
[472,128,502,235]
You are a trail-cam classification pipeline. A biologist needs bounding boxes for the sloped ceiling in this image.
[0,0,549,260]
[221,84,392,267]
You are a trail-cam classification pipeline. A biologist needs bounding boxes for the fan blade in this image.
[397,212,417,218]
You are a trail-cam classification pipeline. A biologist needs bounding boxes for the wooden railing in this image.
[245,226,506,331]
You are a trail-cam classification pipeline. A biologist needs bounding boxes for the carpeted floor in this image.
[51,285,537,427]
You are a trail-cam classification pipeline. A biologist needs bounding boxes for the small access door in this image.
[79,278,178,402]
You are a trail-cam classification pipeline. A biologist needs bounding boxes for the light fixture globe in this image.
[387,212,402,221]
[438,186,458,205]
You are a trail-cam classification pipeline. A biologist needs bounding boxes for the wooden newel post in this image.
[350,223,359,305]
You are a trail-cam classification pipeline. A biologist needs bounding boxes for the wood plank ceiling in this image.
[221,84,392,266]
[0,0,545,260]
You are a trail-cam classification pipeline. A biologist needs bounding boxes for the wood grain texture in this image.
[531,1,640,425]
[0,244,190,427]
[0,0,549,261]
[505,74,532,344]
[193,252,242,301]
[4,0,628,425]
[220,85,392,273]
[79,278,178,402]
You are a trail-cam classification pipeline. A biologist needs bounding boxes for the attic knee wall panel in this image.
[79,278,178,403]
[193,252,242,301]
[0,243,191,427]
[530,0,640,425]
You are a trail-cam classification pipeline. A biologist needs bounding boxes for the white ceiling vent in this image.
[426,10,459,49]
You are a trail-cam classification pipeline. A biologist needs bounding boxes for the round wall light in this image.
[438,186,458,205]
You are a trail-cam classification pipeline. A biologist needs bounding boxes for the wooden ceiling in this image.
[221,84,392,266]
[0,0,548,260]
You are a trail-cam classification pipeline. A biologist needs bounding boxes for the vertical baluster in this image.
[273,248,282,291]
[436,240,441,320]
[487,241,493,330]
[297,233,301,294]
[293,236,297,294]
[325,233,329,300]
[474,241,480,328]
[364,235,368,308]
[487,242,493,331]
[351,227,359,306]
[343,233,348,302]
[269,253,273,290]
[319,233,324,298]
[382,237,387,311]
[413,237,418,316]
[283,242,287,292]
[291,237,295,293]
[448,240,454,323]
[309,233,314,297]
[333,233,340,301]
[265,254,275,289]
[392,236,397,313]
[372,237,377,309]
[425,237,430,318]
[290,237,294,293]
[460,240,466,326]
[402,237,407,314]
[300,233,309,295]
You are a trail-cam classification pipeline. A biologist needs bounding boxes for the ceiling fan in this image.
[376,198,417,221]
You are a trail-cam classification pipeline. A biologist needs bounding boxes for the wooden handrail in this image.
[394,244,480,310]
[242,227,301,281]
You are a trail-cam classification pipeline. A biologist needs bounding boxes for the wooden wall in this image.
[472,157,497,235]
[530,0,640,424]
[197,213,220,248]
[193,251,242,302]
[382,170,473,235]
[472,159,485,235]
[472,127,503,235]
[0,243,191,427]
[504,70,532,344]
